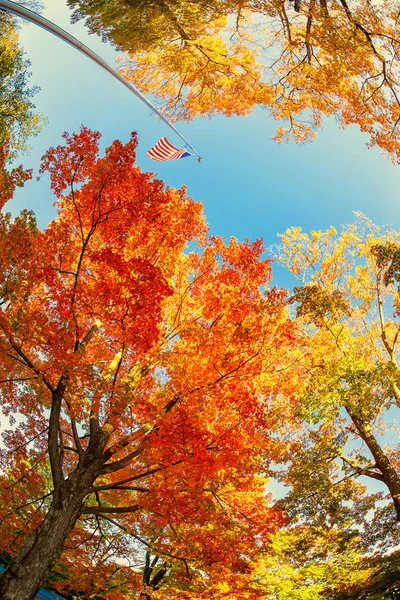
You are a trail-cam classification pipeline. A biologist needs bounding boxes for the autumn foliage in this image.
[0,128,291,600]
[257,216,400,597]
[0,11,43,159]
[1,134,400,598]
[68,0,400,161]
[1,1,400,598]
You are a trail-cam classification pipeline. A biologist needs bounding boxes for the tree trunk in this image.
[0,421,110,600]
[0,491,85,600]
[347,409,400,521]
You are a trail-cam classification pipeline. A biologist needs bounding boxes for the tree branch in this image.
[48,374,68,500]
[75,321,101,354]
[101,446,144,475]
[99,515,192,564]
[6,427,48,454]
[7,341,54,393]
[81,504,141,515]
[338,453,385,482]
[89,462,182,494]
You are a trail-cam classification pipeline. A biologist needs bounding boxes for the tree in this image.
[0,127,290,600]
[268,214,400,560]
[0,11,44,159]
[67,0,400,161]
[237,215,400,600]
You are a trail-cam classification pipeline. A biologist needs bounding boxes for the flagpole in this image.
[0,0,202,161]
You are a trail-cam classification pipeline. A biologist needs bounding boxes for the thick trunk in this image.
[0,421,110,600]
[0,494,83,600]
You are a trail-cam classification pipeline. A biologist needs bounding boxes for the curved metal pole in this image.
[0,0,202,160]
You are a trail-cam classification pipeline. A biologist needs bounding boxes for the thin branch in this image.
[1,491,53,521]
[100,515,193,564]
[101,446,144,475]
[0,376,38,385]
[75,321,101,354]
[89,461,183,494]
[70,415,83,457]
[6,340,54,393]
[338,453,385,482]
[338,0,385,61]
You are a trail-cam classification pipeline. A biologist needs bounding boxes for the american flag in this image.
[147,137,191,161]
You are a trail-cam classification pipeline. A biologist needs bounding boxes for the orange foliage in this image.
[0,128,292,599]
[70,0,400,161]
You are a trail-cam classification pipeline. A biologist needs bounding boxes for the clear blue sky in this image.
[11,0,400,291]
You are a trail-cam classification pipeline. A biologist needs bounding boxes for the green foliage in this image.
[265,216,400,599]
[290,285,350,327]
[372,243,400,289]
[328,550,400,600]
[257,526,371,600]
[67,0,230,53]
[0,12,44,159]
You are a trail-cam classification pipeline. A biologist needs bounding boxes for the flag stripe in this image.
[147,137,191,161]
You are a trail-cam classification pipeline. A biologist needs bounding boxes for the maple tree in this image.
[0,127,291,600]
[0,10,43,159]
[67,0,400,161]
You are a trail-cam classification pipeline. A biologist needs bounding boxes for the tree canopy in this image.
[1,1,400,596]
[254,215,400,599]
[1,131,399,597]
[67,0,400,161]
[0,134,400,598]
[272,215,400,542]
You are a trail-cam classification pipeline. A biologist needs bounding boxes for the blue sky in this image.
[11,0,400,290]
